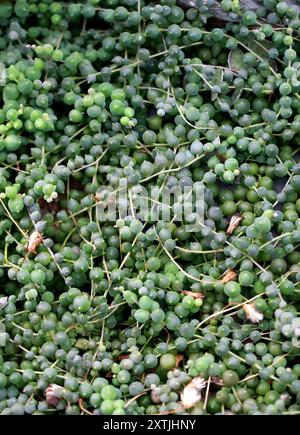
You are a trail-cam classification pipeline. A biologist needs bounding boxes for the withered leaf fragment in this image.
[181,290,205,300]
[175,354,184,368]
[26,231,43,254]
[243,303,264,323]
[226,214,242,235]
[220,269,237,284]
[181,377,206,409]
[211,377,224,386]
[45,384,63,407]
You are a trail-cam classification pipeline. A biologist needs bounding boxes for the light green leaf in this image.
[246,38,278,71]
[213,68,224,85]
[8,195,24,214]
[228,49,247,72]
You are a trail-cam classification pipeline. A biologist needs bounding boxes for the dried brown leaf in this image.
[181,290,205,300]
[211,377,224,386]
[181,377,206,409]
[226,214,242,235]
[220,269,237,284]
[175,354,184,368]
[26,231,43,254]
[45,384,63,407]
[94,192,101,202]
[243,303,264,323]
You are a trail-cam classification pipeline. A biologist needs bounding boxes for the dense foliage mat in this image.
[0,0,300,415]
